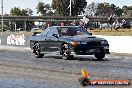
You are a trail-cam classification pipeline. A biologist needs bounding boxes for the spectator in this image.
[82,15,90,29]
[108,15,113,29]
[121,19,126,28]
[113,18,121,30]
[60,22,65,26]
[79,19,84,27]
[71,20,78,26]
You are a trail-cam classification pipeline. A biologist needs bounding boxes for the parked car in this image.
[30,26,110,60]
[125,20,132,28]
[31,28,43,36]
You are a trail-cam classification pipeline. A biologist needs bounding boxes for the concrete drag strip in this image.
[1,45,132,56]
[0,45,30,51]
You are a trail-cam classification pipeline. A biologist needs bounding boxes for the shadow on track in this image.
[44,55,110,62]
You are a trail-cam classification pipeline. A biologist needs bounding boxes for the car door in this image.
[36,27,50,52]
[43,27,60,52]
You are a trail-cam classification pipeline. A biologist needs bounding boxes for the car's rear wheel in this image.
[61,44,73,60]
[33,43,44,58]
[94,53,105,60]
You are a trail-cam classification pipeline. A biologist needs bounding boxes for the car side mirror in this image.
[52,34,59,38]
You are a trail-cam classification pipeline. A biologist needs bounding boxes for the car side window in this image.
[66,28,77,36]
[46,28,58,37]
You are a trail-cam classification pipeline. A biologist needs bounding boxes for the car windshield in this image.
[57,27,89,36]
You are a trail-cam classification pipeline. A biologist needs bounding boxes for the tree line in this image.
[85,2,132,17]
[1,0,132,31]
[36,0,132,17]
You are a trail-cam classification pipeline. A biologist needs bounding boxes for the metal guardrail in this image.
[0,16,132,22]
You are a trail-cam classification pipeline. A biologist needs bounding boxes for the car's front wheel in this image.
[33,43,44,58]
[94,53,105,60]
[61,44,73,60]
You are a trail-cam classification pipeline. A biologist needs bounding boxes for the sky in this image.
[0,0,132,16]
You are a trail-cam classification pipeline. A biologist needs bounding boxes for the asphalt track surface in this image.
[0,46,132,88]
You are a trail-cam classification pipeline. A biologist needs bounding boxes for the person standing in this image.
[108,15,113,29]
[82,15,90,29]
[121,19,126,28]
[60,22,65,26]
[71,20,78,26]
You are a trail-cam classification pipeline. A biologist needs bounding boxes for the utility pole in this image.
[24,21,26,31]
[70,0,71,16]
[1,0,3,34]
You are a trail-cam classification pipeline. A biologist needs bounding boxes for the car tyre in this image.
[33,43,44,58]
[61,44,73,60]
[62,52,73,60]
[94,53,105,60]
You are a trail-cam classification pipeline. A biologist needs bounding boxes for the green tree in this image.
[26,8,33,16]
[10,7,34,31]
[115,7,123,17]
[96,3,114,17]
[96,3,123,17]
[52,0,69,16]
[36,2,54,16]
[0,14,10,31]
[52,0,87,16]
[11,7,33,16]
[21,8,33,16]
[85,2,98,16]
[0,21,8,31]
[10,7,21,16]
[122,6,132,16]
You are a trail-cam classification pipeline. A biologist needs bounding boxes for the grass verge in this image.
[89,28,132,36]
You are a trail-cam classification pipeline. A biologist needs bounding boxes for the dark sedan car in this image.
[30,26,110,60]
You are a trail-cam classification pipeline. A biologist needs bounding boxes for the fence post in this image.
[24,21,26,31]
